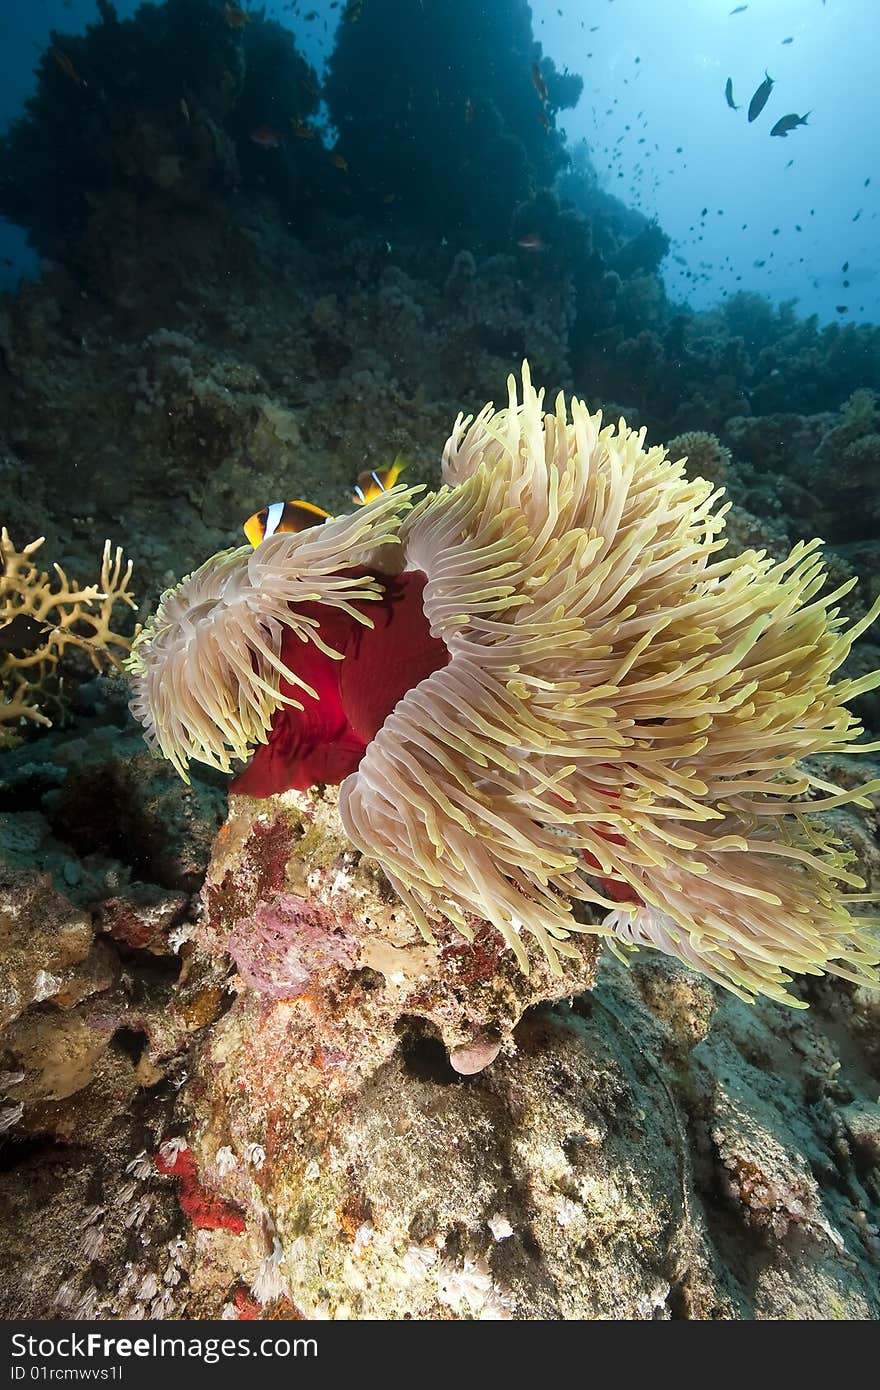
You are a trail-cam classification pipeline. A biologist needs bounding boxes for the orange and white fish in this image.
[244,455,408,547]
[353,454,407,506]
[243,499,330,547]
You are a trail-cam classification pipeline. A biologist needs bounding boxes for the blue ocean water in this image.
[2,0,876,323]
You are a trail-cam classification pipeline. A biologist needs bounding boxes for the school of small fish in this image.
[104,0,870,321]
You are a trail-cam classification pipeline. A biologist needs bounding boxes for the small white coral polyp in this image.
[129,364,880,1006]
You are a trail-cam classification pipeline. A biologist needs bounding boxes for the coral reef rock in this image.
[3,756,880,1319]
[96,782,879,1321]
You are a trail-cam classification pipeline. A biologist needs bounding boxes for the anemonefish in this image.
[243,499,330,547]
[353,454,407,506]
[244,456,408,547]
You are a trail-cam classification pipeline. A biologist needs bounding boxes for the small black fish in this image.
[853,210,862,222]
[770,111,809,138]
[0,613,51,653]
[843,261,849,271]
[786,158,794,167]
[835,305,848,314]
[865,177,871,187]
[725,77,739,110]
[730,4,748,12]
[748,71,774,123]
[782,36,794,45]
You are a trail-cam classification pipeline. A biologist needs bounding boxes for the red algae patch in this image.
[156,1144,246,1234]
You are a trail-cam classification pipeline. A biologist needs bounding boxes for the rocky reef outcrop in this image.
[2,745,880,1319]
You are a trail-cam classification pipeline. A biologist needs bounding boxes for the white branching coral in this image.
[1,530,135,738]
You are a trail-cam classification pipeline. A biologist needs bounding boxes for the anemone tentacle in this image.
[127,486,417,781]
[338,364,880,1001]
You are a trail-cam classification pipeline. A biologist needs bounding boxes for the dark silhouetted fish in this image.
[748,71,774,122]
[782,36,794,44]
[730,4,748,12]
[836,305,848,314]
[250,125,283,148]
[51,45,86,87]
[0,613,50,653]
[725,78,739,110]
[770,111,809,137]
[223,2,250,26]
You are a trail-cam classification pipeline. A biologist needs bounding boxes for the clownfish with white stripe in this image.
[243,498,330,547]
[243,455,409,547]
[353,454,407,506]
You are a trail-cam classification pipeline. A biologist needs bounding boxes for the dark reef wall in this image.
[0,0,877,687]
[323,0,581,241]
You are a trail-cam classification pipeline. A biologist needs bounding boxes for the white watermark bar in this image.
[4,1326,318,1387]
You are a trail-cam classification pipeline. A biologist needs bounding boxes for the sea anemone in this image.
[128,364,880,1005]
